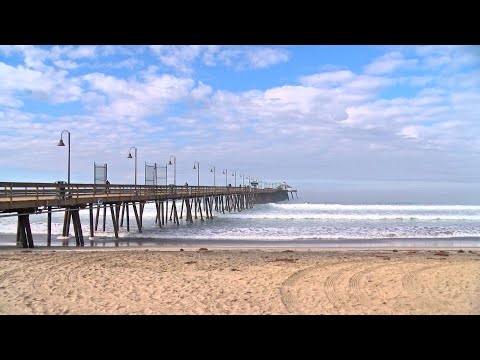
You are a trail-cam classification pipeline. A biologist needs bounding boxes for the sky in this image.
[0,45,479,203]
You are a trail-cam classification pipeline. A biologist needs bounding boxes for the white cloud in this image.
[398,125,422,139]
[364,51,418,74]
[148,45,290,72]
[191,81,213,100]
[66,46,97,59]
[244,47,289,69]
[53,59,79,69]
[0,62,83,106]
[299,70,355,87]
[82,72,196,120]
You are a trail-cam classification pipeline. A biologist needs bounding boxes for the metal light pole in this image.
[240,174,245,186]
[168,155,176,186]
[222,169,228,186]
[57,130,71,184]
[210,166,215,187]
[232,171,237,187]
[193,162,200,187]
[127,147,137,186]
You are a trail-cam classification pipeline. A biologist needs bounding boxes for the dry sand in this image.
[0,247,479,315]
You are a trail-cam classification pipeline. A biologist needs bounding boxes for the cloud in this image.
[82,72,196,120]
[241,47,289,69]
[364,51,418,74]
[53,59,79,69]
[0,61,83,107]
[148,45,289,72]
[65,45,97,59]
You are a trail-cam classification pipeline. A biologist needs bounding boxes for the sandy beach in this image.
[0,247,479,315]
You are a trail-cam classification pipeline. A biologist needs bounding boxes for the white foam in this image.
[269,203,480,211]
[220,213,480,221]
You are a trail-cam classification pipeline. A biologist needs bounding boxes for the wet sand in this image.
[0,247,479,314]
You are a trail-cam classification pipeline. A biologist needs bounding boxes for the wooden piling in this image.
[47,206,52,246]
[186,198,193,223]
[165,200,168,224]
[169,201,175,221]
[120,202,126,227]
[209,197,214,218]
[155,201,162,228]
[95,206,100,231]
[23,213,34,248]
[115,204,121,232]
[72,209,80,246]
[77,211,84,246]
[16,215,24,248]
[132,203,142,233]
[102,204,107,231]
[140,202,145,229]
[62,209,68,236]
[173,201,179,225]
[110,204,119,238]
[194,198,198,219]
[126,203,130,232]
[198,198,204,221]
[161,201,165,226]
[88,203,94,238]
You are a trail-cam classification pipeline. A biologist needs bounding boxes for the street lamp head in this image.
[193,165,196,170]
[168,160,173,165]
[127,153,133,159]
[210,168,213,172]
[57,139,65,147]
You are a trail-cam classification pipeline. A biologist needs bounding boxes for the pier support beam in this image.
[102,204,107,232]
[132,203,142,233]
[16,211,34,248]
[89,203,94,238]
[47,206,52,246]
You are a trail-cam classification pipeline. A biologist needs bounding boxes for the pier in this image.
[0,182,297,248]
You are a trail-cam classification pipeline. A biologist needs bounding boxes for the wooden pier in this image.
[0,182,297,248]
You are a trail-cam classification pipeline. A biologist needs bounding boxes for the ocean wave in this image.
[268,203,480,211]
[220,214,480,221]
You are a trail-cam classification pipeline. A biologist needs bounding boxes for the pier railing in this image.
[0,182,277,210]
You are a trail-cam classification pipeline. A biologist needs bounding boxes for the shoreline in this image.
[0,235,479,249]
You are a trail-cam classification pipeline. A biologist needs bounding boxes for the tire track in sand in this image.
[30,252,127,313]
[401,261,478,311]
[0,255,60,314]
[280,260,361,313]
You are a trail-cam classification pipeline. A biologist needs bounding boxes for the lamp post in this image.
[210,166,215,187]
[57,130,71,184]
[232,171,237,187]
[222,169,228,186]
[127,147,137,186]
[193,162,200,187]
[240,174,245,186]
[168,155,176,186]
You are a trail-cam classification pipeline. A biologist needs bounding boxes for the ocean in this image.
[1,198,480,247]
